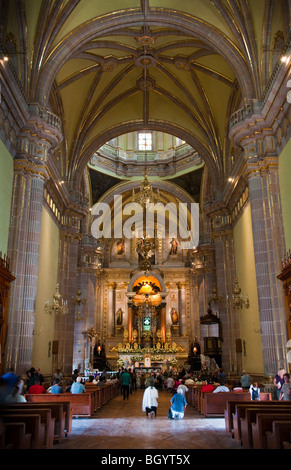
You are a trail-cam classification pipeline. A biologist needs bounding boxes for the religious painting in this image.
[116,307,124,325]
[170,307,179,325]
[116,239,125,255]
[144,355,151,368]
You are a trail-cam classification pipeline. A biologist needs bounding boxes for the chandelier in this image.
[132,174,160,207]
[44,284,68,316]
[231,278,250,309]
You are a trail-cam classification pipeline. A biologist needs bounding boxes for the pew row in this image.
[252,412,291,449]
[26,392,93,417]
[265,420,291,449]
[0,402,68,441]
[25,381,120,417]
[224,395,272,436]
[201,392,272,417]
[232,403,291,447]
[2,422,32,449]
[0,413,46,449]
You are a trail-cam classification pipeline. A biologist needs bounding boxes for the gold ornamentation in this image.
[44,284,68,316]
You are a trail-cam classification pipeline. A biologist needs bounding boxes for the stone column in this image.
[244,159,287,375]
[206,206,240,374]
[5,105,62,373]
[72,234,100,373]
[54,213,81,375]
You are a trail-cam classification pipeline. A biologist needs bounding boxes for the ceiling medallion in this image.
[174,57,190,71]
[137,35,155,46]
[101,57,118,72]
[135,53,156,69]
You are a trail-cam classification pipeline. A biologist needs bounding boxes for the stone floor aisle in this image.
[53,389,242,450]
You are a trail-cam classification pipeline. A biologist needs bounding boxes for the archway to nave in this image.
[107,268,191,375]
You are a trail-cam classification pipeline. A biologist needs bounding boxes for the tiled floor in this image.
[54,389,242,450]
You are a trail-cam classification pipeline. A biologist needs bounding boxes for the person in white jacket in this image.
[142,379,159,417]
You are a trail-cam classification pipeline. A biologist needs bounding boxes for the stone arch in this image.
[37,10,254,106]
[73,121,215,191]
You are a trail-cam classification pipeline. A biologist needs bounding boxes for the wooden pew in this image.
[0,413,46,449]
[1,408,55,449]
[3,422,32,449]
[25,398,72,435]
[26,392,93,417]
[233,402,290,444]
[0,402,67,442]
[201,391,252,417]
[240,405,291,448]
[265,420,291,449]
[252,412,291,449]
[224,394,272,436]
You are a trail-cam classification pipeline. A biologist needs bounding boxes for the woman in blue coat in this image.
[170,388,187,419]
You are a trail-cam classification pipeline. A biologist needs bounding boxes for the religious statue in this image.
[116,239,125,255]
[116,307,124,325]
[169,238,178,255]
[170,307,179,325]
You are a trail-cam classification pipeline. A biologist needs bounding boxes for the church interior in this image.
[1,0,291,452]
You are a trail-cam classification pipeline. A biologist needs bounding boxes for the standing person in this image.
[71,376,86,393]
[249,383,260,401]
[131,369,137,391]
[240,370,251,389]
[170,388,187,420]
[280,373,291,401]
[54,368,64,384]
[71,369,79,382]
[274,368,285,400]
[142,379,159,417]
[121,368,131,400]
[34,368,45,385]
[1,367,19,395]
[25,368,35,392]
[166,375,174,393]
[217,368,226,384]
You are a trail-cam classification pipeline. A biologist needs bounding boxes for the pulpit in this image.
[0,254,15,374]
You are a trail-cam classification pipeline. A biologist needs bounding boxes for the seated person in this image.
[48,378,63,394]
[27,377,46,394]
[201,381,215,392]
[232,381,243,392]
[213,382,230,393]
[71,376,86,393]
[5,385,27,403]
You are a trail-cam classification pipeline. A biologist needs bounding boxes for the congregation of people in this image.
[1,363,291,414]
[0,365,119,405]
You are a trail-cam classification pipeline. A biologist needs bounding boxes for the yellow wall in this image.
[279,137,291,252]
[233,203,264,374]
[0,140,13,253]
[32,206,59,376]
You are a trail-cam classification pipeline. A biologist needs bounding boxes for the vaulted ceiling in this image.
[1,0,290,191]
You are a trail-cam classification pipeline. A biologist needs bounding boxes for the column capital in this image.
[242,155,279,181]
[16,102,63,166]
[177,281,186,290]
[106,281,117,289]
